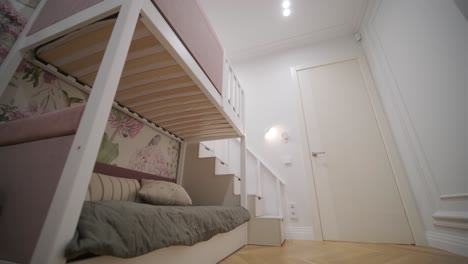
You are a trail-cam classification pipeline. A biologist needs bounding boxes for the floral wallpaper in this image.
[0,61,181,179]
[0,0,181,179]
[0,0,39,66]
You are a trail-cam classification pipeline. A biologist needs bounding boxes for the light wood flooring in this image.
[220,240,468,264]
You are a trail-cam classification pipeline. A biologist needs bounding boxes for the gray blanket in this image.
[66,201,250,259]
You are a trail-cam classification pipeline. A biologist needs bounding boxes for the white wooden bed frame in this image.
[0,1,248,264]
[71,223,247,264]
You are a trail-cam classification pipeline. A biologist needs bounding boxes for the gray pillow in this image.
[139,179,192,206]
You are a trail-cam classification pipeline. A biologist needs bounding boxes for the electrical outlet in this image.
[288,202,297,219]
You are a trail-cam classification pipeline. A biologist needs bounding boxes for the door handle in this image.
[311,151,326,157]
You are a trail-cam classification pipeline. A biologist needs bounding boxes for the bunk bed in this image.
[32,0,245,142]
[0,0,248,263]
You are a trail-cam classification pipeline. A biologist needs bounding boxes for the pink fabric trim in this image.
[28,0,104,35]
[94,162,176,183]
[0,104,85,146]
[0,135,75,263]
[153,0,224,94]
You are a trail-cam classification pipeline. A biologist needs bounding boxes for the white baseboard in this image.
[285,226,315,240]
[426,230,468,257]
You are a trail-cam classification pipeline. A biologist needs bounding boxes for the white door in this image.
[297,59,414,244]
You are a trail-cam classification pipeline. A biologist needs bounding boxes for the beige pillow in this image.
[85,173,141,202]
[139,179,192,206]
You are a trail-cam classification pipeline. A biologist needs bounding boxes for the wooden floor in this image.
[221,240,468,264]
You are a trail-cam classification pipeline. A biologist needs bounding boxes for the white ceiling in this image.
[199,0,368,60]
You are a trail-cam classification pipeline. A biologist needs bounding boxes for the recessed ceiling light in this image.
[282,0,291,9]
[283,8,291,17]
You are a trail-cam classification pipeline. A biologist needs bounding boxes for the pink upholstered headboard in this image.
[0,105,85,264]
[29,0,105,35]
[94,162,176,183]
[153,0,225,94]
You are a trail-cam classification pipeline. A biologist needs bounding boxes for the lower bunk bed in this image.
[0,106,249,264]
[68,163,250,264]
[71,222,247,264]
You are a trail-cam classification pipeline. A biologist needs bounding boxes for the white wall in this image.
[233,36,363,239]
[360,0,468,256]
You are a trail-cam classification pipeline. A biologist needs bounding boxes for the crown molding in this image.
[229,0,369,62]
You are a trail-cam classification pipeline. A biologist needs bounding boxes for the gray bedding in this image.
[66,201,250,259]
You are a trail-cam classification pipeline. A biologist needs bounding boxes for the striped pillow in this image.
[85,173,141,202]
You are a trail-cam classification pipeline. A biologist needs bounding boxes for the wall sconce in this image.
[265,126,289,142]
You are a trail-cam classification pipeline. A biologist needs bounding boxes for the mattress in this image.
[66,201,250,260]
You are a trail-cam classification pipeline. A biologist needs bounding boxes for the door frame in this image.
[290,55,427,245]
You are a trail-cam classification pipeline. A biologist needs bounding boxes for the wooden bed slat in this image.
[61,50,106,73]
[78,35,163,85]
[178,128,237,137]
[127,35,161,56]
[152,107,223,123]
[141,101,213,117]
[82,63,183,87]
[116,76,193,98]
[184,132,239,141]
[119,72,187,91]
[119,65,183,87]
[174,124,232,135]
[123,52,173,73]
[130,93,207,111]
[45,22,151,73]
[167,119,228,130]
[159,115,224,127]
[39,21,115,62]
[119,85,199,105]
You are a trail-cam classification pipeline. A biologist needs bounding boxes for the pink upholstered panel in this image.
[94,162,176,182]
[0,104,85,146]
[153,0,224,94]
[28,0,104,35]
[0,135,75,264]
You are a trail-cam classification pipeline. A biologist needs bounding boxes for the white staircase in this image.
[184,139,286,246]
[245,148,286,246]
[199,140,241,195]
[181,142,240,206]
[247,195,285,246]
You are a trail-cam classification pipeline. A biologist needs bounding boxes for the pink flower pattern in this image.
[43,71,57,84]
[0,0,26,64]
[108,111,144,139]
[128,145,172,178]
[0,1,26,27]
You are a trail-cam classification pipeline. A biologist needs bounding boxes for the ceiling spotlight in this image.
[282,8,291,17]
[282,0,291,9]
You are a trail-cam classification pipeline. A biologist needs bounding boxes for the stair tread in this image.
[257,215,284,219]
[216,173,238,176]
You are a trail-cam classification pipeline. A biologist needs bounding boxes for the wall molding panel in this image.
[440,193,468,200]
[285,227,315,240]
[432,211,468,231]
[426,231,468,257]
[360,0,468,256]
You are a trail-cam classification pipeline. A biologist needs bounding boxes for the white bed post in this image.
[176,142,187,185]
[0,0,48,96]
[30,1,144,264]
[240,136,247,209]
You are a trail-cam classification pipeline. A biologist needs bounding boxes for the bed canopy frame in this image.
[0,1,247,263]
